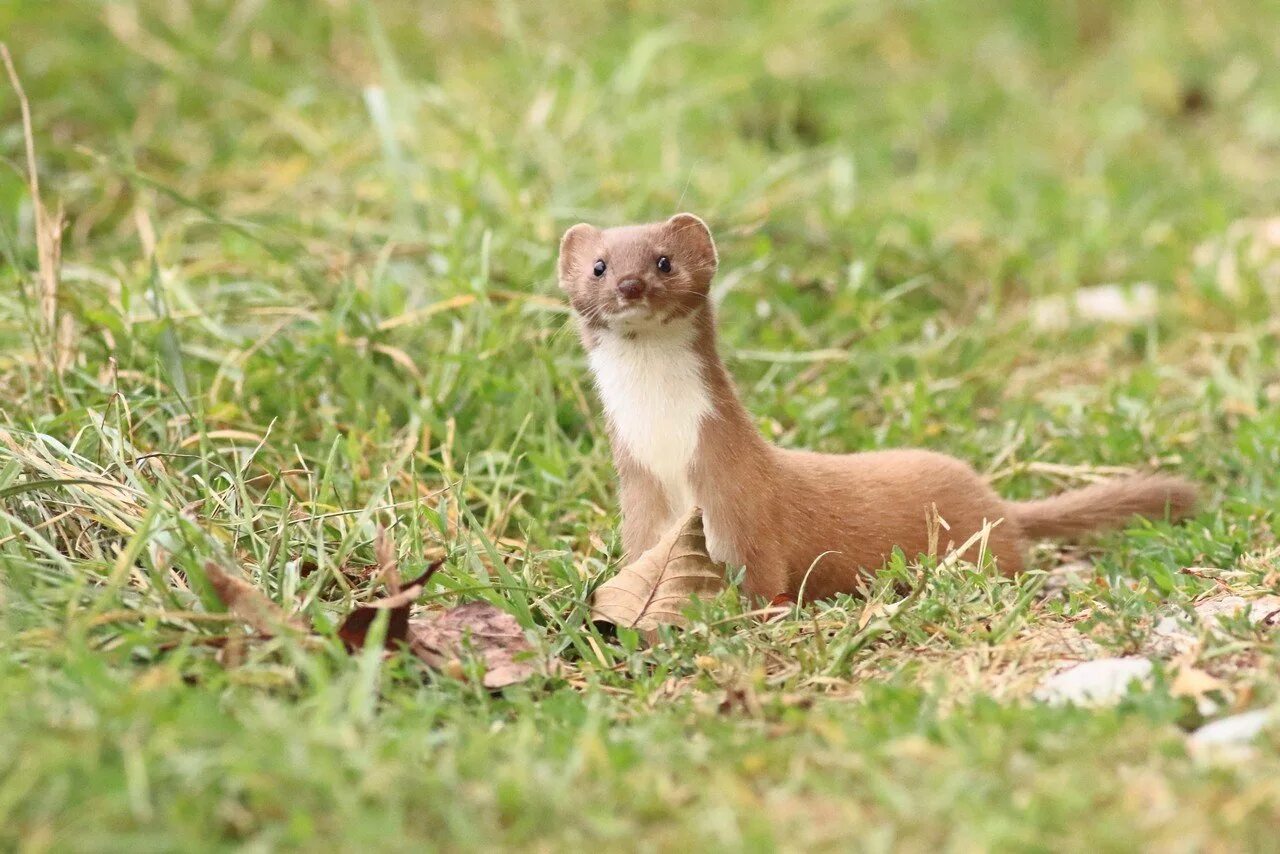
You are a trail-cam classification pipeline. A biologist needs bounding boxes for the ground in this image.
[2,0,1279,850]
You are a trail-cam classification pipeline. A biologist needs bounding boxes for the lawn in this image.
[2,0,1279,849]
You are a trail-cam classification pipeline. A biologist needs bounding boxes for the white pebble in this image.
[1188,710,1275,763]
[1189,710,1273,747]
[1033,657,1154,707]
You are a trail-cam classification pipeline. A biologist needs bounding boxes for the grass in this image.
[2,0,1279,849]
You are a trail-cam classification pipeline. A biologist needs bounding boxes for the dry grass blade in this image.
[375,523,400,595]
[0,430,148,556]
[590,508,726,638]
[2,43,68,376]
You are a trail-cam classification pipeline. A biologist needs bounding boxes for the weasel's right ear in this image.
[557,223,599,288]
[666,213,718,277]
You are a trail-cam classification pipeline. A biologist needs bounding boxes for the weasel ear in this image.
[666,213,718,275]
[557,223,599,286]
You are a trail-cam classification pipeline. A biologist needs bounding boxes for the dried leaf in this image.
[589,508,726,637]
[333,558,534,690]
[1170,664,1226,700]
[408,601,535,689]
[765,593,796,623]
[857,601,885,630]
[336,562,441,651]
[204,562,304,635]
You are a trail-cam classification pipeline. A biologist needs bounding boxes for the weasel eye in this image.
[592,260,607,277]
[656,256,671,274]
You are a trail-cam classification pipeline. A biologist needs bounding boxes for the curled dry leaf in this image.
[336,562,442,651]
[589,508,726,639]
[335,559,536,690]
[204,561,306,635]
[1170,663,1228,712]
[199,555,536,690]
[408,601,535,689]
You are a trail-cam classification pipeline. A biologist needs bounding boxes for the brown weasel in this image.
[557,213,1198,602]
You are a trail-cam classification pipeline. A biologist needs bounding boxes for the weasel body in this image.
[557,214,1197,602]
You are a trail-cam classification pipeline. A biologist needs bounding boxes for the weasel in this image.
[557,213,1198,602]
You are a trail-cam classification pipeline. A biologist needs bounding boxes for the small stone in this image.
[1033,657,1154,707]
[1041,559,1094,598]
[1147,614,1197,657]
[1031,283,1157,330]
[1194,595,1280,633]
[1188,710,1275,763]
[1145,595,1280,657]
[1195,595,1250,622]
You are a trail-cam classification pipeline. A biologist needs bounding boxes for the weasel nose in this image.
[617,278,646,300]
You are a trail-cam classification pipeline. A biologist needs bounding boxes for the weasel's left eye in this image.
[592,260,606,277]
[656,256,671,273]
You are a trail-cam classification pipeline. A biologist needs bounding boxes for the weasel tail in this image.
[1008,474,1198,539]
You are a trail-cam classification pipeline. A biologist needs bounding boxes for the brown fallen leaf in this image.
[333,552,536,689]
[204,561,306,635]
[857,600,885,631]
[336,562,442,651]
[1171,663,1227,702]
[408,601,535,689]
[589,508,726,639]
[764,593,796,623]
[196,554,536,690]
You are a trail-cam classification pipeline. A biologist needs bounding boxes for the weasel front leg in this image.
[741,559,789,605]
[617,462,677,562]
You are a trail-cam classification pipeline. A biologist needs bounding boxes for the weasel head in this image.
[557,213,718,335]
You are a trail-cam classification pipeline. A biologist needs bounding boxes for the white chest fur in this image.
[587,321,711,514]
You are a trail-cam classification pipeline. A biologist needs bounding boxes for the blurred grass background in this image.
[2,0,1279,849]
